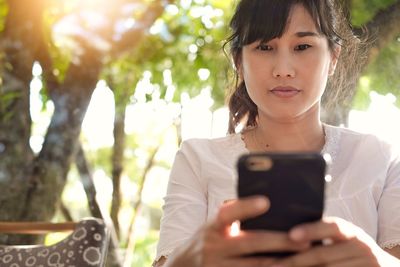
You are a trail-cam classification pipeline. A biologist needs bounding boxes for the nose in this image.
[272,53,296,78]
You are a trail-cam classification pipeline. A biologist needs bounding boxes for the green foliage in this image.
[101,1,236,111]
[43,8,72,84]
[351,0,398,26]
[85,146,113,175]
[103,57,140,110]
[123,134,144,185]
[132,230,159,267]
[0,91,22,123]
[366,40,400,105]
[123,126,175,185]
[350,0,400,109]
[0,0,8,33]
[353,37,400,109]
[117,0,236,109]
[353,76,372,110]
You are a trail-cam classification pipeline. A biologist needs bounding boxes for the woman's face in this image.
[240,4,339,122]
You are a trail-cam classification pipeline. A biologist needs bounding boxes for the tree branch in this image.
[110,99,127,238]
[59,201,74,222]
[75,144,102,218]
[122,144,161,267]
[75,143,123,267]
[111,0,174,57]
[355,0,400,64]
[35,35,61,95]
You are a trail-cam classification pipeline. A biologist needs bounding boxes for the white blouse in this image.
[156,124,400,261]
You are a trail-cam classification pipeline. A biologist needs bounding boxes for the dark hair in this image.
[224,0,364,133]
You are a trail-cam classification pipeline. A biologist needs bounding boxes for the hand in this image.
[272,217,400,267]
[164,196,311,267]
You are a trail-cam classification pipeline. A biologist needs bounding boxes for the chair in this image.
[0,217,110,267]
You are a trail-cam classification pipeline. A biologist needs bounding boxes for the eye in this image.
[256,43,272,51]
[295,44,312,51]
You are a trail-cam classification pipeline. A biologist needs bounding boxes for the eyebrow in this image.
[295,31,320,38]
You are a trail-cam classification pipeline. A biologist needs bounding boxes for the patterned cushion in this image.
[0,218,109,267]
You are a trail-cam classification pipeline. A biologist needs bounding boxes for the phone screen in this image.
[237,152,327,257]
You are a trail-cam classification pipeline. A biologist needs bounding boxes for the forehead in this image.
[284,4,319,34]
[233,1,323,46]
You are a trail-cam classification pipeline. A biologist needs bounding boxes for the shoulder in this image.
[325,124,398,161]
[326,124,375,140]
[179,134,244,156]
[176,134,247,171]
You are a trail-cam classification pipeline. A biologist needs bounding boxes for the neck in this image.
[255,106,325,152]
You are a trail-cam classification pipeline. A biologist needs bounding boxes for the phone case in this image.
[237,152,326,257]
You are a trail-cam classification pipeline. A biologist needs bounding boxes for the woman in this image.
[154,0,400,266]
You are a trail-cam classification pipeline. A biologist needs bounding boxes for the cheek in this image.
[302,55,331,85]
[242,69,265,105]
[242,59,268,85]
[243,68,268,101]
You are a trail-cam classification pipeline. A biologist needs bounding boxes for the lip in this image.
[269,86,301,98]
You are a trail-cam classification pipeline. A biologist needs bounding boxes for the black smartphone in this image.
[237,152,327,257]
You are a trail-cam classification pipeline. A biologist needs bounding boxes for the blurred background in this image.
[0,0,399,266]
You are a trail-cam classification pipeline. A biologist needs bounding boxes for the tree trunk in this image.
[0,0,41,223]
[0,0,171,247]
[322,0,400,125]
[2,47,103,245]
[21,44,103,222]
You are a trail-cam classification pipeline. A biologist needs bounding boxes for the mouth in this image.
[270,86,301,98]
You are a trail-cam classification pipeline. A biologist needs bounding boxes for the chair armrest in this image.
[0,221,77,234]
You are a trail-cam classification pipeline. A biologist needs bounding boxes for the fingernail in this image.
[290,228,304,241]
[254,197,268,209]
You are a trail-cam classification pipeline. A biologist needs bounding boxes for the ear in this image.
[329,45,341,76]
